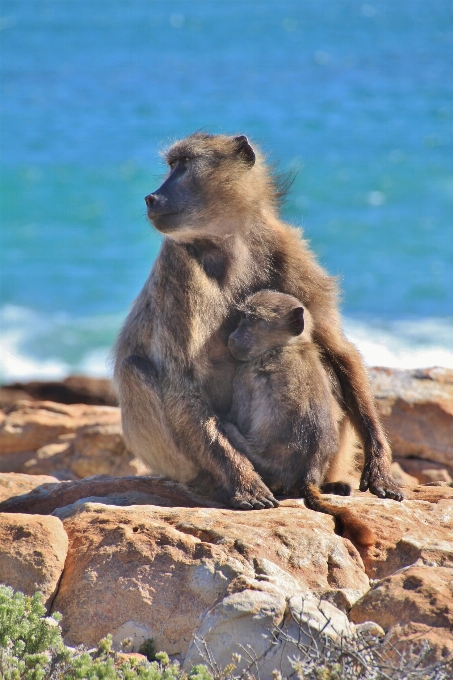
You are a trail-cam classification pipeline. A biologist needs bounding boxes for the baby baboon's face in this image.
[144,133,256,236]
[228,291,305,361]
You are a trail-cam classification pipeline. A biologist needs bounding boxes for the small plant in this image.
[139,638,157,662]
[0,585,64,680]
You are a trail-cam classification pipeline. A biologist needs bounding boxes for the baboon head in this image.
[144,132,281,239]
[228,291,306,361]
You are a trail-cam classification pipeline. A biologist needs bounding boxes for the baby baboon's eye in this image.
[169,159,177,169]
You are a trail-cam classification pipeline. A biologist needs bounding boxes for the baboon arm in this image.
[312,319,402,500]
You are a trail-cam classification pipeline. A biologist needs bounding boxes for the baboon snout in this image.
[145,194,156,207]
[228,331,253,361]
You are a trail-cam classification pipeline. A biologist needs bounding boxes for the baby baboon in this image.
[114,132,402,510]
[223,290,374,546]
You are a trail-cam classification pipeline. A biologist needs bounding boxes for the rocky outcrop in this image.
[0,375,116,408]
[370,367,453,470]
[350,564,453,661]
[0,511,68,609]
[0,367,452,672]
[0,400,149,480]
[0,472,452,670]
[0,471,59,502]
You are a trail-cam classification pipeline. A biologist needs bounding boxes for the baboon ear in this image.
[234,135,256,167]
[288,306,305,335]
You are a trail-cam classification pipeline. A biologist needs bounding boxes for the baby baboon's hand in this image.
[360,461,404,501]
[229,474,280,510]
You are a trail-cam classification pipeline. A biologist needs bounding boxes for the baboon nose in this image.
[145,194,156,207]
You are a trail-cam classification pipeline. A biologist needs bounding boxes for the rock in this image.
[0,513,68,609]
[395,457,453,484]
[390,462,419,487]
[370,366,453,467]
[0,375,116,407]
[351,564,453,630]
[0,475,221,514]
[0,474,452,668]
[0,401,149,480]
[350,565,453,660]
[51,499,368,657]
[183,591,351,678]
[0,472,60,502]
[0,400,120,455]
[322,487,453,580]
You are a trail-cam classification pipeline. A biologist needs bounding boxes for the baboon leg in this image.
[163,380,279,510]
[315,324,403,501]
[324,418,358,490]
[118,355,197,483]
[321,482,351,496]
[119,356,279,510]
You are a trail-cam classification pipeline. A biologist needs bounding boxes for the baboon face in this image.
[144,133,256,235]
[228,291,305,361]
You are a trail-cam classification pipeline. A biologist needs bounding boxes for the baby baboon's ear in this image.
[234,135,256,167]
[288,306,305,335]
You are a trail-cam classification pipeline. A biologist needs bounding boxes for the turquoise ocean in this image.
[1,0,452,381]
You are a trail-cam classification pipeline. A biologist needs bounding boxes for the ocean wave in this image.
[344,317,453,369]
[0,305,117,382]
[1,305,452,382]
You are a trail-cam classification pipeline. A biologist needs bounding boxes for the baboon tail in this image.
[303,483,374,547]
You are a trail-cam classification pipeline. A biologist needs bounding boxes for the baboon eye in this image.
[169,159,177,169]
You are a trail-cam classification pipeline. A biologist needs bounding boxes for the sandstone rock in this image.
[370,366,453,467]
[0,472,59,502]
[395,456,453,484]
[384,622,453,663]
[0,475,221,514]
[51,500,368,657]
[321,488,453,580]
[350,565,453,660]
[0,401,149,480]
[0,375,116,407]
[0,513,68,609]
[0,400,120,455]
[351,564,453,630]
[0,473,451,669]
[184,591,351,678]
[390,462,419,487]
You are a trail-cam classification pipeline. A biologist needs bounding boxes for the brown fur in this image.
[114,132,402,510]
[224,290,374,546]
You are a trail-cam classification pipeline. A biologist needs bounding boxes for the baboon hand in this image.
[360,461,404,501]
[229,474,280,510]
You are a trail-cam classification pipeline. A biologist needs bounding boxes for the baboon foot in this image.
[360,461,404,501]
[226,475,280,510]
[321,482,351,496]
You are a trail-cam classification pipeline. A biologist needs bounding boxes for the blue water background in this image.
[1,0,452,378]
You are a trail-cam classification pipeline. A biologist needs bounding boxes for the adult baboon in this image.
[223,290,374,546]
[114,132,402,510]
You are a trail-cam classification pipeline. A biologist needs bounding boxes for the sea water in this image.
[1,0,452,380]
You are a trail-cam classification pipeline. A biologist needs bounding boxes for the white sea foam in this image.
[0,305,452,382]
[0,305,114,382]
[344,317,453,369]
